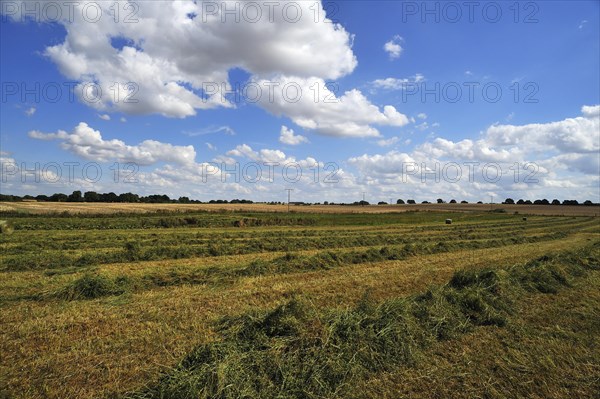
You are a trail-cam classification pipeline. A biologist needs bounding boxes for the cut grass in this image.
[125,245,599,399]
[0,236,594,399]
[53,273,132,300]
[36,232,568,301]
[1,209,597,399]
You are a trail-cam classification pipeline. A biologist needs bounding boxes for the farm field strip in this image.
[2,202,598,217]
[1,235,597,398]
[0,209,598,399]
[0,216,586,256]
[1,216,595,272]
[0,230,572,302]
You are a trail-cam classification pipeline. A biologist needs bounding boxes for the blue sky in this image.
[1,1,599,202]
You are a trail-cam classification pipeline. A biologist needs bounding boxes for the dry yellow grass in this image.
[352,270,600,399]
[0,234,594,398]
[1,201,598,216]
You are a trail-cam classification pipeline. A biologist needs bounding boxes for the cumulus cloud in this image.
[485,105,600,154]
[2,1,412,137]
[581,104,600,118]
[384,35,403,59]
[227,144,291,164]
[7,1,356,118]
[255,76,409,137]
[28,122,197,165]
[279,125,308,145]
[347,105,600,202]
[24,107,36,117]
[98,114,111,121]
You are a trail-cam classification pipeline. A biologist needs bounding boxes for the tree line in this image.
[0,192,597,206]
[0,191,254,204]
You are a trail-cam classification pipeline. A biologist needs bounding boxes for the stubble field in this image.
[0,203,598,398]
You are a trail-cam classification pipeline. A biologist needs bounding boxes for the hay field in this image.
[1,201,598,216]
[0,207,598,398]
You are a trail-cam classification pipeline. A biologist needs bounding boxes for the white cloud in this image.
[28,122,197,166]
[24,107,36,117]
[372,74,425,90]
[98,114,111,121]
[346,105,600,202]
[581,104,600,118]
[279,125,308,145]
[206,142,216,151]
[384,35,403,59]
[417,113,427,120]
[10,1,357,118]
[227,144,290,164]
[5,1,414,138]
[485,105,599,154]
[256,76,409,138]
[120,117,127,123]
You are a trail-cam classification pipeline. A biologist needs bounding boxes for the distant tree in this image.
[35,194,49,201]
[378,201,388,205]
[396,199,405,204]
[449,199,457,204]
[102,192,119,202]
[461,200,468,204]
[119,192,139,203]
[407,199,416,204]
[583,200,594,206]
[359,200,370,206]
[524,200,532,205]
[540,199,549,205]
[562,200,579,205]
[421,201,430,204]
[178,196,191,204]
[436,198,444,204]
[143,194,171,203]
[477,201,483,204]
[67,190,83,202]
[517,199,525,204]
[84,191,100,202]
[0,194,22,201]
[324,201,329,205]
[551,199,560,205]
[49,193,68,202]
[503,198,515,204]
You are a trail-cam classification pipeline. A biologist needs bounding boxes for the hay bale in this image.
[445,219,452,225]
[0,220,13,234]
[233,219,245,228]
[522,217,528,221]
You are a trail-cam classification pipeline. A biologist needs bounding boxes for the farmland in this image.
[0,204,599,398]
